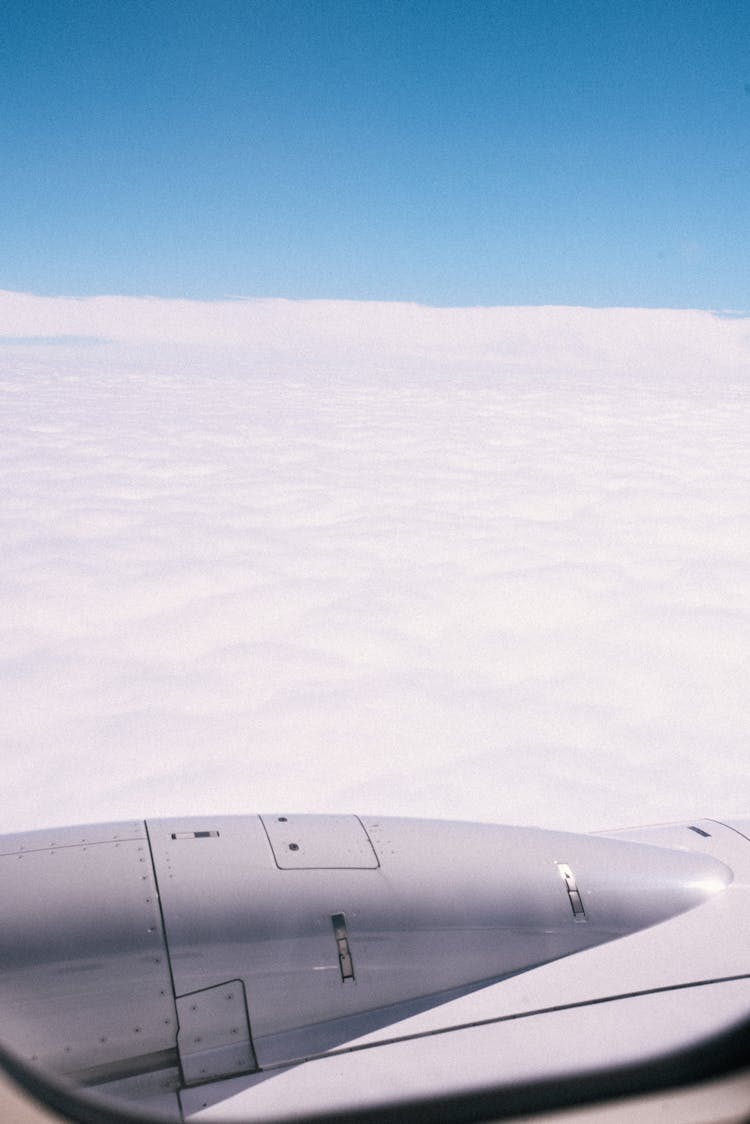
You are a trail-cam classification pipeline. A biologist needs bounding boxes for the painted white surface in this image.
[1,294,749,833]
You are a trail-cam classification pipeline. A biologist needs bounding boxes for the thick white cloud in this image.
[1,293,749,833]
[2,290,749,374]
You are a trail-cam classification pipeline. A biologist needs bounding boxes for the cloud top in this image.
[1,291,749,377]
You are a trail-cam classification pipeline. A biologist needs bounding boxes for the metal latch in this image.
[557,863,587,920]
[331,913,355,980]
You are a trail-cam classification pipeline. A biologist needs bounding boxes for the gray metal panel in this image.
[79,1068,183,1120]
[176,981,257,1085]
[260,814,379,869]
[0,822,176,1079]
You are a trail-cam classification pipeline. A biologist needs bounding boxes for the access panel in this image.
[176,980,257,1085]
[260,814,379,869]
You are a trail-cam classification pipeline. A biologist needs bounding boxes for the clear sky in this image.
[2,0,749,307]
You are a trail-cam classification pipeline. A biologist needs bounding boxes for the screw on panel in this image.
[289,843,300,851]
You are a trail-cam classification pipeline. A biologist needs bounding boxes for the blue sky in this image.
[2,0,748,307]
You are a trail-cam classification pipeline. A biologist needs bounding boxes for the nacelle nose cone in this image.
[550,833,733,934]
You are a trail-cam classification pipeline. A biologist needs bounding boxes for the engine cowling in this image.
[0,813,732,1113]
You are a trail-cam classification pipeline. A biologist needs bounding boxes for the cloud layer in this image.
[1,294,749,833]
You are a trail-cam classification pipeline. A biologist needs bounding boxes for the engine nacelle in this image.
[0,813,733,1113]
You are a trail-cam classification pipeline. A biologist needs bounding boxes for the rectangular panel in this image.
[261,814,379,869]
[177,980,257,1085]
[0,835,175,1077]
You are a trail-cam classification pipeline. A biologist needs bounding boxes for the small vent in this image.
[688,826,711,838]
[171,831,220,840]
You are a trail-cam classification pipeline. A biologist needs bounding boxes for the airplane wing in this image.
[1,814,749,1121]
